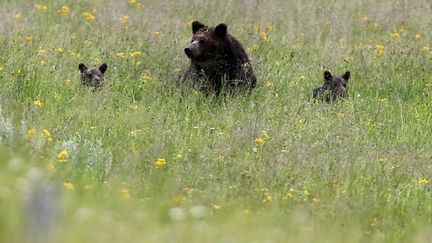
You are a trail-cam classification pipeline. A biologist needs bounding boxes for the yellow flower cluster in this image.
[83,12,95,21]
[155,158,167,169]
[375,44,384,58]
[34,4,48,11]
[255,130,270,145]
[57,6,70,15]
[58,150,69,164]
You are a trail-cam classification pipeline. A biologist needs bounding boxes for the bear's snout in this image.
[184,47,192,58]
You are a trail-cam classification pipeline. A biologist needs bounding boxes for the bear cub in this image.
[313,70,350,102]
[183,21,256,95]
[78,63,108,90]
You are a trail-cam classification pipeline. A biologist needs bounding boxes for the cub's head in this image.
[323,70,350,99]
[78,63,107,88]
[184,21,228,61]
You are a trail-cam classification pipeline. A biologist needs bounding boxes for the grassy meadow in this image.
[1,0,432,242]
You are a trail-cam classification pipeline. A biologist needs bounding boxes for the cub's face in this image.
[323,70,350,98]
[78,63,107,87]
[184,21,227,61]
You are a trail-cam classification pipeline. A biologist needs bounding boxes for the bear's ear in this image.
[99,63,108,74]
[342,71,350,81]
[78,63,87,73]
[192,21,206,34]
[215,23,227,38]
[324,70,333,81]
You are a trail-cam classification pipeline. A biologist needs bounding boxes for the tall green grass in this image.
[1,0,432,242]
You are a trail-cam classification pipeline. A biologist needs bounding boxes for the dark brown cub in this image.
[313,70,350,102]
[78,63,108,90]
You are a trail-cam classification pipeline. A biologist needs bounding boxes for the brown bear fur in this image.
[182,21,256,95]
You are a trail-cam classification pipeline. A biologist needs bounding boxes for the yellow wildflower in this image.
[57,6,70,15]
[39,60,46,65]
[130,51,142,57]
[37,47,46,54]
[174,68,182,74]
[255,137,265,145]
[33,100,43,107]
[260,32,268,42]
[42,129,53,142]
[14,13,21,20]
[63,182,75,190]
[120,16,129,27]
[419,179,429,185]
[250,44,260,52]
[378,156,387,164]
[68,51,80,58]
[58,150,69,164]
[265,82,273,88]
[153,31,161,37]
[263,195,272,202]
[213,204,221,210]
[130,104,138,111]
[284,192,294,200]
[390,32,399,41]
[0,66,4,73]
[375,44,384,57]
[83,12,95,21]
[415,34,421,41]
[136,3,144,9]
[142,75,152,83]
[129,0,137,3]
[378,98,388,105]
[117,52,125,59]
[422,46,430,52]
[312,197,321,204]
[121,189,131,200]
[27,128,37,137]
[261,130,269,139]
[34,4,48,11]
[54,48,63,53]
[336,112,345,119]
[155,158,167,169]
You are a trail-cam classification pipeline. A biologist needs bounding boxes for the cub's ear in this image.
[78,63,87,73]
[99,63,108,74]
[192,21,206,34]
[215,23,227,38]
[324,70,333,81]
[342,71,350,81]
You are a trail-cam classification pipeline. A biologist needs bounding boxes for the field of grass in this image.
[1,0,432,242]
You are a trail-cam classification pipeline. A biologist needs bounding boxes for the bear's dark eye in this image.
[199,40,205,44]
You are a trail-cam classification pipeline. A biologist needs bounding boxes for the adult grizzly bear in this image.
[182,21,256,95]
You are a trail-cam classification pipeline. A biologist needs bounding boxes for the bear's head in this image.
[184,21,228,61]
[78,63,108,88]
[323,70,350,98]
